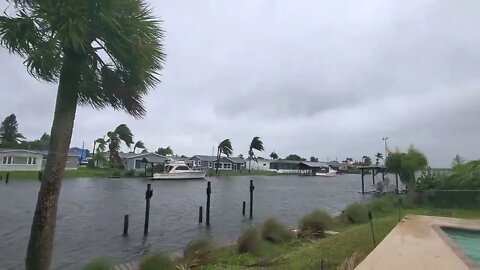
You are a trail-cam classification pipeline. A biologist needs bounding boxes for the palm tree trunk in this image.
[249,158,251,173]
[26,51,83,270]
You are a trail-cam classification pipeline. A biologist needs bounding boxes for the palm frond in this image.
[218,139,233,157]
[113,124,133,147]
[249,137,264,152]
[135,140,145,149]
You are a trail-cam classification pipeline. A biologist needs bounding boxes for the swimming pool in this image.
[442,227,480,266]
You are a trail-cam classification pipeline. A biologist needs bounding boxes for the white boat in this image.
[151,161,206,180]
[315,167,337,177]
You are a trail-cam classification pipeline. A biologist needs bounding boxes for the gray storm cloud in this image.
[1,0,480,167]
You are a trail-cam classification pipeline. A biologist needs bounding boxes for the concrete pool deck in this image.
[355,215,480,270]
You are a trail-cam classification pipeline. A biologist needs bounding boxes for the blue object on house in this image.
[69,147,87,163]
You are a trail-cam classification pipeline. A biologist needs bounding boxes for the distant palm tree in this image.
[156,146,173,156]
[107,124,134,167]
[216,139,233,174]
[93,137,107,167]
[248,137,264,172]
[133,140,146,153]
[270,152,279,160]
[375,152,383,165]
[362,156,372,166]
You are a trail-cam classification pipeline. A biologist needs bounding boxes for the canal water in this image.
[0,174,369,269]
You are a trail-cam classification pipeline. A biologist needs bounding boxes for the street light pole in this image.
[382,137,389,160]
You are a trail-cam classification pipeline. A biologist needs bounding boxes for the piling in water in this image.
[206,181,211,226]
[249,180,255,219]
[144,184,153,236]
[242,201,246,216]
[123,215,129,236]
[199,206,203,223]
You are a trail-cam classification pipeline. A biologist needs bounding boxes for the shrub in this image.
[139,253,176,270]
[111,169,122,177]
[343,203,369,224]
[367,195,396,213]
[299,210,333,238]
[237,227,263,254]
[82,258,111,270]
[183,238,214,266]
[338,251,364,270]
[261,218,293,243]
[124,169,136,177]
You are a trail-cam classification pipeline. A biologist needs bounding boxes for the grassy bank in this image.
[200,207,480,270]
[0,167,129,180]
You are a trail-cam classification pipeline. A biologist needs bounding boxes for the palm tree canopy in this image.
[218,139,233,157]
[0,0,165,118]
[249,136,264,152]
[134,140,145,150]
[95,137,107,152]
[111,124,134,147]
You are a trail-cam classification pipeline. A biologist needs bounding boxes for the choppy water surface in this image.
[0,174,370,269]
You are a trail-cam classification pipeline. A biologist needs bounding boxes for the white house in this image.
[0,149,43,171]
[247,159,272,171]
[120,152,167,172]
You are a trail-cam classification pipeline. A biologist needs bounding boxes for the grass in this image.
[0,167,138,180]
[198,207,480,270]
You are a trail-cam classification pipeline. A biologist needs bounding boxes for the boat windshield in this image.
[175,165,190,171]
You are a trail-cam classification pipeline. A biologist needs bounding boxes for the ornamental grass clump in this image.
[261,218,293,244]
[343,203,369,224]
[299,210,333,238]
[82,258,111,270]
[237,227,263,254]
[139,253,176,270]
[182,238,215,267]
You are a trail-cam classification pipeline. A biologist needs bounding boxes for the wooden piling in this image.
[372,168,375,185]
[361,169,365,194]
[368,210,376,247]
[199,206,203,223]
[395,173,399,193]
[123,215,129,236]
[242,201,246,216]
[206,181,211,226]
[144,184,153,236]
[5,172,9,183]
[249,180,255,219]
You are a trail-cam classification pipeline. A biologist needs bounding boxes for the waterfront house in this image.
[0,148,80,171]
[190,155,247,171]
[269,160,302,174]
[0,149,43,171]
[247,158,272,171]
[120,152,167,172]
[327,160,348,172]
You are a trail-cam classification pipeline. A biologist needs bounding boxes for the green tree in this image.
[133,140,145,153]
[270,152,278,160]
[0,1,165,269]
[248,136,264,172]
[375,152,383,165]
[156,146,173,156]
[309,156,318,162]
[285,154,304,161]
[216,139,233,174]
[385,146,428,192]
[107,124,134,167]
[0,114,25,146]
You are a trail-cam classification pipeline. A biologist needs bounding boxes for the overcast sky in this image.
[1,0,479,167]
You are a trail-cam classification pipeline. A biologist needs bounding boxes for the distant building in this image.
[69,147,88,163]
[247,159,272,171]
[269,160,302,174]
[119,152,167,172]
[190,155,247,171]
[0,148,80,171]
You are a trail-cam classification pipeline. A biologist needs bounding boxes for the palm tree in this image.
[362,156,372,166]
[92,137,106,167]
[0,2,165,269]
[107,124,134,167]
[270,152,279,160]
[248,137,264,172]
[216,139,233,174]
[156,146,173,156]
[133,140,146,153]
[375,152,383,165]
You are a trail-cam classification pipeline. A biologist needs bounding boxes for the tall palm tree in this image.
[133,140,145,153]
[248,136,264,172]
[107,124,134,167]
[92,137,106,167]
[0,1,165,269]
[375,152,383,165]
[216,139,233,174]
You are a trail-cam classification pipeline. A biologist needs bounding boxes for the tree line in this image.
[0,114,51,151]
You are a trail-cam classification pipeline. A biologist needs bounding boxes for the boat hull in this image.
[151,171,206,180]
[315,171,337,177]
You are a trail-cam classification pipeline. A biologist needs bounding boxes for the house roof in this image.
[120,152,167,160]
[0,148,43,155]
[300,161,330,168]
[225,157,246,163]
[191,155,218,162]
[270,159,302,164]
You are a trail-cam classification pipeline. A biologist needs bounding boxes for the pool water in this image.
[443,227,480,265]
